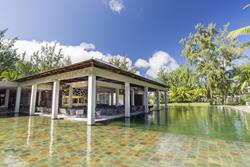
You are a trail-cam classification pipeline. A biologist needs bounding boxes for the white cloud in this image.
[108,0,124,13]
[135,51,179,79]
[134,58,149,69]
[14,40,129,64]
[14,40,178,79]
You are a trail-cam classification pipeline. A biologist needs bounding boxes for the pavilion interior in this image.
[0,87,31,113]
[33,76,151,119]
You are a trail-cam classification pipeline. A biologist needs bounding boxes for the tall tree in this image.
[16,43,72,77]
[158,65,205,102]
[30,43,71,73]
[180,23,240,104]
[108,56,137,74]
[158,65,196,88]
[0,29,20,76]
[234,63,250,92]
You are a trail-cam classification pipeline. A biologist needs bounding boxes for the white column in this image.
[51,80,60,119]
[125,82,130,117]
[29,84,37,116]
[156,89,160,111]
[144,87,149,113]
[116,88,119,106]
[109,93,112,106]
[131,88,135,106]
[68,86,73,107]
[87,74,96,125]
[164,91,168,110]
[37,91,42,106]
[4,89,10,107]
[14,87,22,113]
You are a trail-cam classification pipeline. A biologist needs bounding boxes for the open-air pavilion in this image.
[0,59,168,125]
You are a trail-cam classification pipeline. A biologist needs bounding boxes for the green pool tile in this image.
[0,106,250,166]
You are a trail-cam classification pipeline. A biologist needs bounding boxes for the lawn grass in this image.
[168,102,210,106]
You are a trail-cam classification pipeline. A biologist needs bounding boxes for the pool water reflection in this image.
[112,106,250,142]
[0,106,250,166]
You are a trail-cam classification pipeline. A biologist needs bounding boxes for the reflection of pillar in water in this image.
[86,126,92,167]
[157,110,160,126]
[26,116,32,145]
[125,117,131,127]
[49,120,54,157]
[243,112,249,130]
[144,114,150,129]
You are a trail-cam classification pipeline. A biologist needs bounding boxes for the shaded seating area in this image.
[96,104,124,118]
[36,106,87,118]
[36,107,52,114]
[131,105,145,113]
[95,104,145,119]
[0,106,8,112]
[58,106,87,118]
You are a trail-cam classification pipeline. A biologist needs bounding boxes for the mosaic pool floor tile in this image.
[0,106,250,166]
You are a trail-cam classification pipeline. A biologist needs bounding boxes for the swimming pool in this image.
[0,106,249,166]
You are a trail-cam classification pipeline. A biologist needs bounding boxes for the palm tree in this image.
[228,4,250,52]
[234,63,250,92]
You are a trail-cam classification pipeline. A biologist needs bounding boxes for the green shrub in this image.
[243,93,250,102]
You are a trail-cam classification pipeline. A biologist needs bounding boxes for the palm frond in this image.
[228,25,250,38]
[243,4,250,10]
[241,81,249,91]
[238,42,250,53]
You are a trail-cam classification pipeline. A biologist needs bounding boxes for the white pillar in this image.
[116,88,119,106]
[125,82,130,117]
[164,91,168,110]
[29,84,37,116]
[37,91,42,106]
[131,88,135,106]
[14,87,22,113]
[109,93,112,106]
[144,87,149,113]
[68,86,73,107]
[51,80,60,119]
[156,90,160,111]
[4,89,10,107]
[87,74,96,125]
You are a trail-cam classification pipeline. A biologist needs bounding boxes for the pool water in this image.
[0,106,250,166]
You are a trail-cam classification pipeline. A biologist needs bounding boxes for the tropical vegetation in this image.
[228,4,250,52]
[158,23,249,105]
[108,56,138,73]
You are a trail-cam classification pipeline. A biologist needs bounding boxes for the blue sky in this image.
[0,0,249,78]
